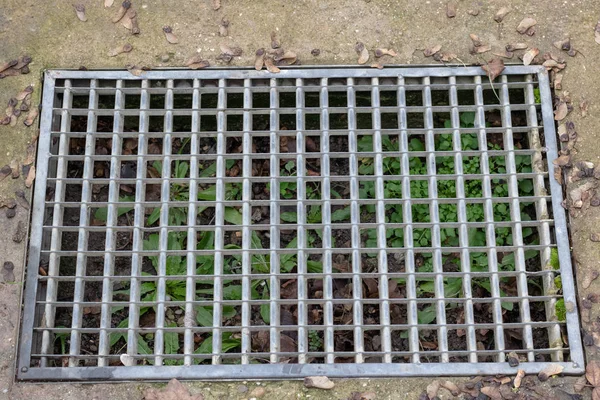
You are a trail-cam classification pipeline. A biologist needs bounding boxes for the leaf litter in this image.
[517,17,537,35]
[482,58,505,81]
[73,4,87,22]
[355,42,369,64]
[163,26,179,44]
[494,7,511,23]
[108,43,133,57]
[112,1,131,23]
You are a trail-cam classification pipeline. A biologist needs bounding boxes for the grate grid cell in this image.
[19,66,583,380]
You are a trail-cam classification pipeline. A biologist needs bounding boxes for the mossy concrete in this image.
[0,0,599,398]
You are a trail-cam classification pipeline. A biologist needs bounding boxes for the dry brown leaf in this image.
[370,62,384,69]
[554,72,563,90]
[74,4,87,22]
[437,52,458,62]
[517,17,537,34]
[538,363,564,382]
[185,56,210,70]
[0,59,17,74]
[15,86,33,101]
[275,51,297,64]
[574,376,587,392]
[213,0,221,10]
[144,378,204,400]
[474,44,491,54]
[482,58,505,81]
[468,9,480,16]
[554,101,569,121]
[586,360,600,387]
[481,386,502,400]
[469,33,483,46]
[580,100,588,117]
[582,271,600,288]
[375,48,397,57]
[105,0,114,7]
[426,381,440,399]
[163,26,179,44]
[10,159,20,179]
[523,47,539,66]
[493,376,511,385]
[494,7,511,23]
[304,376,334,390]
[23,144,35,166]
[594,387,600,400]
[270,31,281,49]
[553,38,572,51]
[554,166,563,184]
[440,381,460,396]
[25,166,35,188]
[254,48,265,70]
[108,43,133,57]
[446,2,456,18]
[423,44,442,57]
[112,0,130,23]
[121,9,135,30]
[218,18,229,37]
[220,43,242,56]
[493,50,514,59]
[355,42,369,65]
[24,106,39,127]
[514,369,525,388]
[264,57,280,73]
[595,20,600,45]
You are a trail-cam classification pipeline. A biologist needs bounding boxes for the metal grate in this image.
[19,66,583,381]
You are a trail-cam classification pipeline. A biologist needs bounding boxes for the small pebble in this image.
[591,197,600,207]
[161,54,170,62]
[591,233,600,242]
[583,333,594,346]
[311,49,321,56]
[237,385,248,393]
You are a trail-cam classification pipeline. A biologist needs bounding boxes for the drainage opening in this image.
[18,67,583,380]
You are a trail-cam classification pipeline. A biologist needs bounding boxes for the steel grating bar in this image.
[448,76,478,363]
[474,75,506,362]
[18,67,583,380]
[347,77,365,363]
[296,77,308,363]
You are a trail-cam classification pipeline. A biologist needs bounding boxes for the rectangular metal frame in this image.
[18,66,584,381]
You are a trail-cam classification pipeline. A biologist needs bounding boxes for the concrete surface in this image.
[0,0,599,398]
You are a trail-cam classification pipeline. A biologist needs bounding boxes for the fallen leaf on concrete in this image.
[275,50,297,65]
[538,363,564,382]
[15,190,29,209]
[370,62,384,69]
[423,44,442,57]
[467,8,479,16]
[596,20,600,45]
[105,0,114,7]
[493,50,514,59]
[15,85,33,101]
[126,64,148,76]
[73,3,87,22]
[580,100,588,117]
[554,72,563,90]
[13,220,25,243]
[219,18,229,36]
[304,376,334,390]
[25,165,35,188]
[264,57,280,73]
[0,165,11,181]
[144,378,204,400]
[163,26,179,44]
[446,2,456,18]
[355,42,369,64]
[494,7,511,23]
[24,106,39,127]
[112,0,131,23]
[213,0,221,10]
[507,43,528,51]
[375,48,397,57]
[553,38,572,51]
[185,56,210,69]
[514,369,525,388]
[554,166,563,184]
[0,59,17,74]
[582,270,600,288]
[426,380,440,399]
[523,47,539,66]
[440,381,460,396]
[270,31,281,49]
[2,261,15,283]
[587,360,600,387]
[10,159,20,179]
[595,388,600,400]
[108,43,133,57]
[574,376,587,392]
[220,43,242,56]
[481,386,502,400]
[482,58,505,81]
[255,48,265,70]
[435,51,458,62]
[517,17,537,34]
[554,101,569,121]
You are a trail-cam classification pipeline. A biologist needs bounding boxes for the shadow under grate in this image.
[18,66,583,381]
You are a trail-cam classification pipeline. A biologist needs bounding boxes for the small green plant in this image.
[308,330,323,352]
